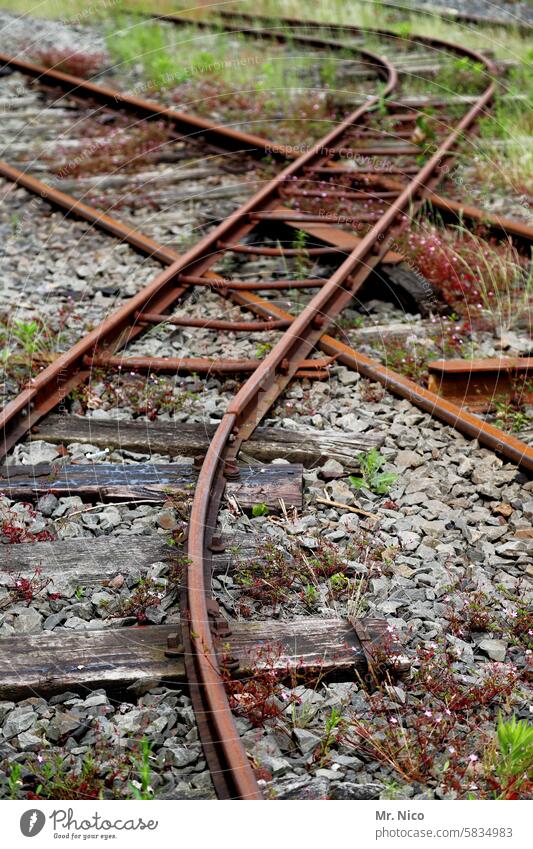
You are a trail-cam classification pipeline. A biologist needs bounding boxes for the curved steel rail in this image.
[351,0,532,33]
[179,44,399,802]
[0,29,393,800]
[1,15,527,801]
[183,21,497,799]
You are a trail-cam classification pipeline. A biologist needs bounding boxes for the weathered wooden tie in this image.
[33,415,383,468]
[0,533,260,593]
[0,618,404,701]
[0,463,303,511]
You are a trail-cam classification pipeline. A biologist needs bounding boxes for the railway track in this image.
[0,12,531,801]
[356,0,533,32]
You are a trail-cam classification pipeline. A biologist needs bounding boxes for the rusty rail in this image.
[180,19,497,801]
[2,20,531,251]
[2,16,530,803]
[0,51,291,159]
[3,154,529,470]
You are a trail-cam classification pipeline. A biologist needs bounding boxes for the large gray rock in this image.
[321,459,345,480]
[114,709,145,733]
[3,710,36,739]
[13,608,42,635]
[330,781,384,800]
[478,638,507,662]
[17,731,43,751]
[91,591,115,609]
[43,611,67,630]
[36,493,59,517]
[46,711,84,743]
[23,441,59,465]
[163,743,199,768]
[496,540,531,558]
[327,480,354,505]
[446,634,474,665]
[275,776,330,800]
[395,450,424,470]
[292,728,321,755]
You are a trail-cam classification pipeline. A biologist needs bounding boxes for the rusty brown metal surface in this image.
[3,14,525,805]
[226,289,533,472]
[0,52,291,159]
[178,275,327,290]
[428,357,533,411]
[85,353,331,376]
[423,192,533,252]
[136,312,291,331]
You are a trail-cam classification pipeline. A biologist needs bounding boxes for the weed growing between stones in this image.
[53,120,175,181]
[0,567,53,610]
[344,641,531,799]
[396,224,532,333]
[31,46,106,78]
[8,736,156,800]
[350,448,398,496]
[363,321,472,388]
[223,645,301,729]
[69,370,200,420]
[0,499,56,546]
[445,581,533,652]
[233,533,394,614]
[0,304,80,394]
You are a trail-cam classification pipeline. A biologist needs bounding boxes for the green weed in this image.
[495,715,533,795]
[128,738,155,800]
[350,449,398,496]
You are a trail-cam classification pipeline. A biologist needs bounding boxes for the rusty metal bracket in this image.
[165,633,184,658]
[350,618,411,679]
[223,459,241,480]
[206,601,239,672]
[207,599,232,640]
[208,535,226,553]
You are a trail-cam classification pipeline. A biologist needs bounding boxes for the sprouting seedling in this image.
[292,229,310,278]
[255,341,273,359]
[329,572,349,595]
[129,737,155,800]
[303,583,318,608]
[252,502,269,517]
[350,448,398,496]
[495,715,533,795]
[317,707,343,766]
[12,320,43,355]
